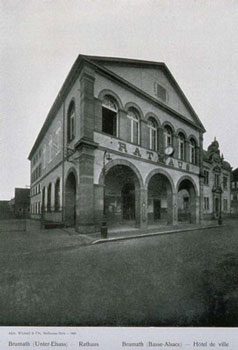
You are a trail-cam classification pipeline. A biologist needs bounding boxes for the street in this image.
[0,220,238,326]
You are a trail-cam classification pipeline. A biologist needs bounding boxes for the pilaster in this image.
[79,66,95,140]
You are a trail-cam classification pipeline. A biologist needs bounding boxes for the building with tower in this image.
[203,139,232,220]
[231,167,238,216]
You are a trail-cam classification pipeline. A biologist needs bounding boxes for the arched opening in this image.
[148,117,158,151]
[177,178,197,223]
[104,164,140,227]
[67,101,76,143]
[42,187,45,212]
[102,95,118,137]
[178,132,186,161]
[55,179,60,212]
[164,125,173,148]
[65,172,76,226]
[47,183,51,212]
[147,173,173,225]
[189,138,197,164]
[127,107,140,145]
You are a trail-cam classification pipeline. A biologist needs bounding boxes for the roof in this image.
[203,150,209,162]
[203,149,231,170]
[232,167,238,180]
[28,54,206,160]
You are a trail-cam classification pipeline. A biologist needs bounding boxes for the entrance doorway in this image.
[147,173,173,224]
[104,164,140,227]
[65,172,76,226]
[177,178,197,223]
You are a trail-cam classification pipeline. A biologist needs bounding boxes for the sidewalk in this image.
[90,220,224,245]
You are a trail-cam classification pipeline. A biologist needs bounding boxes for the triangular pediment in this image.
[85,56,205,130]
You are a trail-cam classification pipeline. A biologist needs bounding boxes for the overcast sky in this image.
[0,0,237,200]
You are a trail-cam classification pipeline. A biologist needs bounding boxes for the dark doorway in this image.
[147,173,172,224]
[177,179,197,223]
[65,172,76,226]
[122,183,135,220]
[153,199,161,220]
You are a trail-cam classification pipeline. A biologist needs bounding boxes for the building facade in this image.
[28,55,230,233]
[14,188,31,218]
[231,168,238,216]
[203,140,231,220]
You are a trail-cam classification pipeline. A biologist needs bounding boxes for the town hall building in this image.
[28,55,231,233]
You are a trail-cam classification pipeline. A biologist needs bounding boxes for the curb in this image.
[91,224,224,245]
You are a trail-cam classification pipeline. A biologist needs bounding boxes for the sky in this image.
[0,0,238,200]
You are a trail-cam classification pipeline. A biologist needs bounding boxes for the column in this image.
[94,98,102,133]
[172,192,178,224]
[51,182,55,212]
[167,191,177,225]
[76,65,97,233]
[135,187,147,229]
[76,149,96,233]
[79,66,95,140]
[191,195,200,224]
[158,127,164,154]
[44,187,48,212]
[173,134,178,159]
[94,184,104,231]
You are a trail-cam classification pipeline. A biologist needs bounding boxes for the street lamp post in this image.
[101,150,112,239]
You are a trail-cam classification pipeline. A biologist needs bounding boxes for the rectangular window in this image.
[204,170,209,185]
[154,83,167,102]
[215,174,220,188]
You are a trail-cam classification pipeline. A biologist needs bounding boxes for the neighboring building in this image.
[28,55,230,233]
[231,168,238,216]
[0,200,14,220]
[13,188,30,218]
[203,139,232,220]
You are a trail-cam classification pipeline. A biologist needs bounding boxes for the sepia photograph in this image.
[0,0,238,338]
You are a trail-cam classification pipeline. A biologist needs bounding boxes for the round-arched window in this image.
[178,132,186,161]
[102,95,118,137]
[127,108,140,145]
[164,125,173,148]
[148,117,158,151]
[67,101,76,142]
